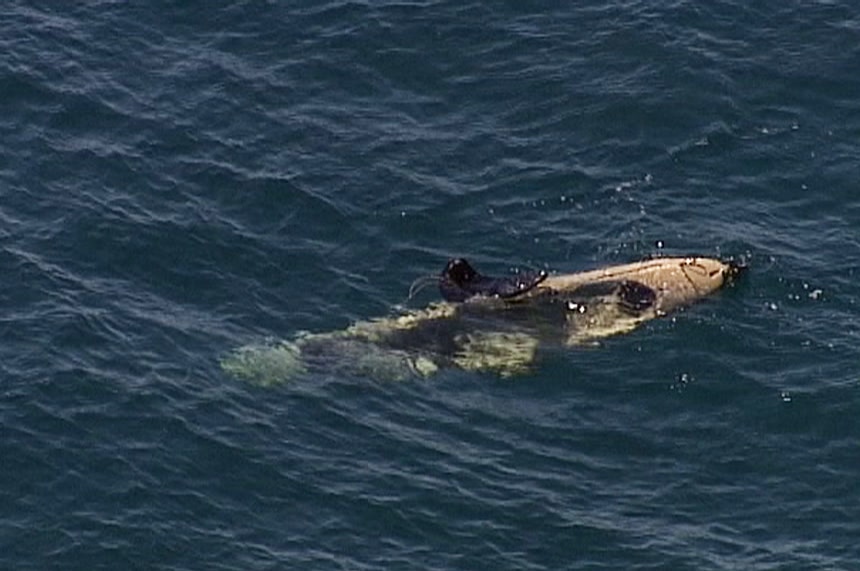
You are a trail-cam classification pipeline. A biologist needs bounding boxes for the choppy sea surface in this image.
[2,2,859,569]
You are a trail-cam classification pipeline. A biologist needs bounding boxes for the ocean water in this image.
[2,1,859,569]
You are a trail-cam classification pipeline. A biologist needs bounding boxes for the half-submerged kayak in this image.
[222,256,743,385]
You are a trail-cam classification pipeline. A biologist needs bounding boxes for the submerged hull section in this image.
[222,257,739,384]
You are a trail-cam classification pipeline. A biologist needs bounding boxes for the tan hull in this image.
[531,257,734,344]
[536,257,732,312]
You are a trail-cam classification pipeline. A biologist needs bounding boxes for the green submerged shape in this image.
[220,341,305,387]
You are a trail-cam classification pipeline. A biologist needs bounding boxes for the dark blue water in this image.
[2,2,859,569]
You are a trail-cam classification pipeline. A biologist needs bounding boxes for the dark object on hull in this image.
[563,279,657,315]
[439,258,548,302]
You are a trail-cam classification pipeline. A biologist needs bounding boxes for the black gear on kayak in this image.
[439,258,548,302]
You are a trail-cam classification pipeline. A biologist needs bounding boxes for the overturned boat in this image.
[222,256,743,385]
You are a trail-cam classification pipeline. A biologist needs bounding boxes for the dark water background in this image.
[2,1,859,569]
